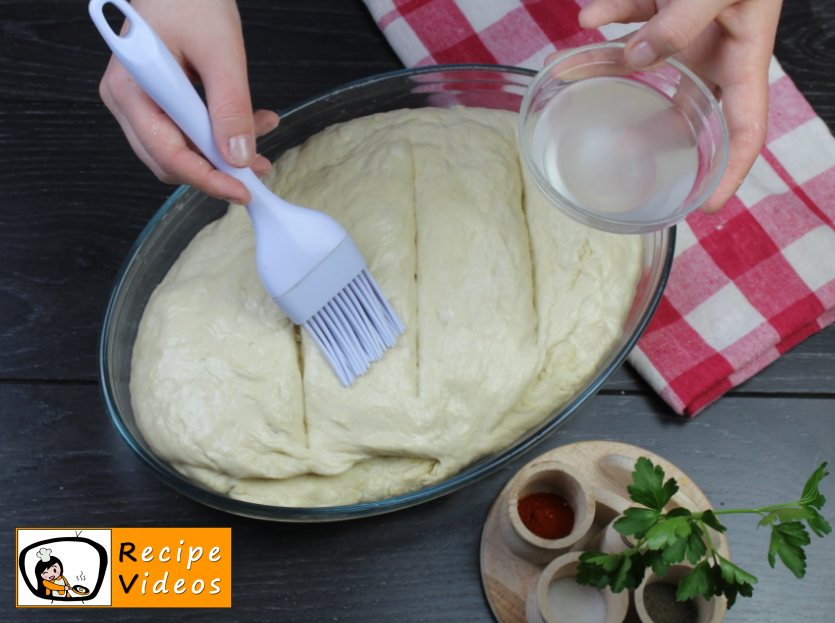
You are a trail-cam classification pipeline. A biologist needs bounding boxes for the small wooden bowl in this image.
[585,514,634,555]
[497,460,596,564]
[634,565,726,623]
[525,551,629,623]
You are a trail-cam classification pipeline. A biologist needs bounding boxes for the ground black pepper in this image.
[644,582,699,623]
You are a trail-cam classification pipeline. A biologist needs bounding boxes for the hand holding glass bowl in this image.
[519,42,729,235]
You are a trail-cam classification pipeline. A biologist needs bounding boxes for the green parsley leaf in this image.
[585,552,625,574]
[699,510,727,533]
[656,522,705,565]
[660,533,687,564]
[622,551,648,592]
[576,551,615,589]
[629,457,679,511]
[720,574,755,610]
[685,531,708,565]
[802,505,832,538]
[576,551,646,593]
[710,562,726,599]
[731,579,755,608]
[610,553,638,593]
[718,556,758,586]
[720,579,755,610]
[578,459,829,608]
[758,506,810,527]
[645,516,692,550]
[717,556,757,609]
[723,584,740,609]
[642,549,670,578]
[799,462,829,509]
[677,560,713,602]
[768,522,810,578]
[614,507,659,538]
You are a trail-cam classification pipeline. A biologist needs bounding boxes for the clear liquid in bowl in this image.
[532,76,699,222]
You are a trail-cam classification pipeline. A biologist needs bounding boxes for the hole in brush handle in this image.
[89,0,135,43]
[102,1,130,37]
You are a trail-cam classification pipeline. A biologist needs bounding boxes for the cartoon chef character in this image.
[34,548,71,598]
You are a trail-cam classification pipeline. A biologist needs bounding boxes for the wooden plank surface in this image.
[1,389,832,622]
[1,0,834,621]
[0,0,402,105]
[773,0,835,125]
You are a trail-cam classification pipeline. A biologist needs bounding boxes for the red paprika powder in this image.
[517,491,574,540]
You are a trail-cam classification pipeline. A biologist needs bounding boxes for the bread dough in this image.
[131,108,643,507]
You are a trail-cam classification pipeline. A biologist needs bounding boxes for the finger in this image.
[251,154,272,178]
[623,0,731,68]
[543,44,639,79]
[579,0,656,30]
[185,4,258,169]
[135,120,253,203]
[254,109,280,137]
[700,78,768,215]
[250,110,279,177]
[158,143,253,204]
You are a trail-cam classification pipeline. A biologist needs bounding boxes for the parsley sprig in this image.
[576,458,830,608]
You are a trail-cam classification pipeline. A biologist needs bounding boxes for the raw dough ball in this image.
[131,108,643,507]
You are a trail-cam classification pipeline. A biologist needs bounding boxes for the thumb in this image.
[623,0,729,69]
[191,42,256,168]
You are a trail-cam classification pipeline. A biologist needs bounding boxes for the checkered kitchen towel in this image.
[363,0,835,416]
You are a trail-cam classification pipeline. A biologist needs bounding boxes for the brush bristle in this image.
[303,269,406,386]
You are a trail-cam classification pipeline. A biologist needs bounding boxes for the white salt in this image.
[546,577,607,623]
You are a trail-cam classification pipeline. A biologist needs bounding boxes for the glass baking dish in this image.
[99,65,675,522]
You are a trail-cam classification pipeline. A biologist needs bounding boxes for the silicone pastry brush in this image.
[89,0,405,386]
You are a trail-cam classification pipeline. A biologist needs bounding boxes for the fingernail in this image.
[228,134,254,167]
[626,41,659,69]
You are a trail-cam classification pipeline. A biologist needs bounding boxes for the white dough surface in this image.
[131,108,643,507]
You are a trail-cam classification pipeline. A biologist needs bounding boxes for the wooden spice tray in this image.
[479,441,729,623]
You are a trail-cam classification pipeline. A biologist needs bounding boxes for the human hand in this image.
[574,0,784,214]
[98,0,279,204]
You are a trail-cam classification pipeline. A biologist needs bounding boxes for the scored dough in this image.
[131,108,643,508]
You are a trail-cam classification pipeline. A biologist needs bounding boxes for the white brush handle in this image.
[89,0,353,299]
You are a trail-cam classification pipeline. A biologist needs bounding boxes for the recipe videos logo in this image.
[16,528,231,608]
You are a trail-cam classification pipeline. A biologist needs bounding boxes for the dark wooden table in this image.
[2,1,834,621]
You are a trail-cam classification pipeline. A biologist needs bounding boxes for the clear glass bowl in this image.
[99,65,675,522]
[519,43,728,234]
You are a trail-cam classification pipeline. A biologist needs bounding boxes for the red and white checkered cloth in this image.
[363,0,835,416]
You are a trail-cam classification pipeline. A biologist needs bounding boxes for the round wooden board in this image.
[479,441,729,623]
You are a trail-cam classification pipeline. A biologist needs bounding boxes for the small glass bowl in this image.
[519,42,729,234]
[99,65,675,522]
